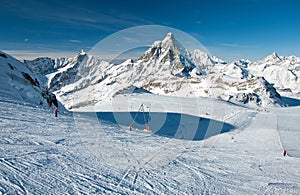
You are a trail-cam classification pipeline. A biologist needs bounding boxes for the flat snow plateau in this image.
[1,93,300,194]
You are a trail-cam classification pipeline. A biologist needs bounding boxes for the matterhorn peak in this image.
[163,32,175,41]
[162,32,178,47]
[167,32,174,38]
[160,32,190,58]
[139,32,188,62]
[74,49,88,62]
[137,32,195,76]
[162,32,181,46]
[79,49,87,55]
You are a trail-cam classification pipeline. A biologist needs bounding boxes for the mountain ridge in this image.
[4,33,300,110]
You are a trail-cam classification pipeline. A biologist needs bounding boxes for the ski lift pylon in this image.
[129,103,152,131]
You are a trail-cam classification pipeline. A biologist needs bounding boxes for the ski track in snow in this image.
[1,94,300,194]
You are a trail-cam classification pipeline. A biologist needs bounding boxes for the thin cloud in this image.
[219,43,253,48]
[69,39,82,43]
[123,37,141,43]
[3,0,152,32]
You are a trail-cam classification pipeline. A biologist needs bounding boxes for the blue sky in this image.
[1,0,300,62]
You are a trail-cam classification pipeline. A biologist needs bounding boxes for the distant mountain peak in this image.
[271,52,280,59]
[263,52,282,62]
[138,32,195,76]
[75,49,88,62]
[79,49,87,56]
[161,32,184,53]
[162,32,176,45]
[165,32,174,40]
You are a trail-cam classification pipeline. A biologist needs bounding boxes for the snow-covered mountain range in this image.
[3,33,300,110]
[248,52,300,94]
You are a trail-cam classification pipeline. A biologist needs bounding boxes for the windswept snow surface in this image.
[1,92,300,194]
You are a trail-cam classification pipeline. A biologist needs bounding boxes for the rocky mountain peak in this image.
[138,33,195,76]
[263,52,282,63]
[164,32,174,40]
[79,49,87,56]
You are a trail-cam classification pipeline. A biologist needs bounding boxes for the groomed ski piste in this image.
[1,90,300,194]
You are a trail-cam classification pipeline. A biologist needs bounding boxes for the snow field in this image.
[1,93,299,194]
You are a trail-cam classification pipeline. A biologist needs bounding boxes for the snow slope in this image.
[0,51,41,103]
[1,91,300,194]
[271,105,300,158]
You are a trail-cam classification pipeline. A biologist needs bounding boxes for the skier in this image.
[283,149,287,156]
[54,107,58,117]
[129,123,133,131]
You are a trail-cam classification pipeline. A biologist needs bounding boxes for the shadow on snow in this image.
[95,112,235,141]
[281,96,300,107]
